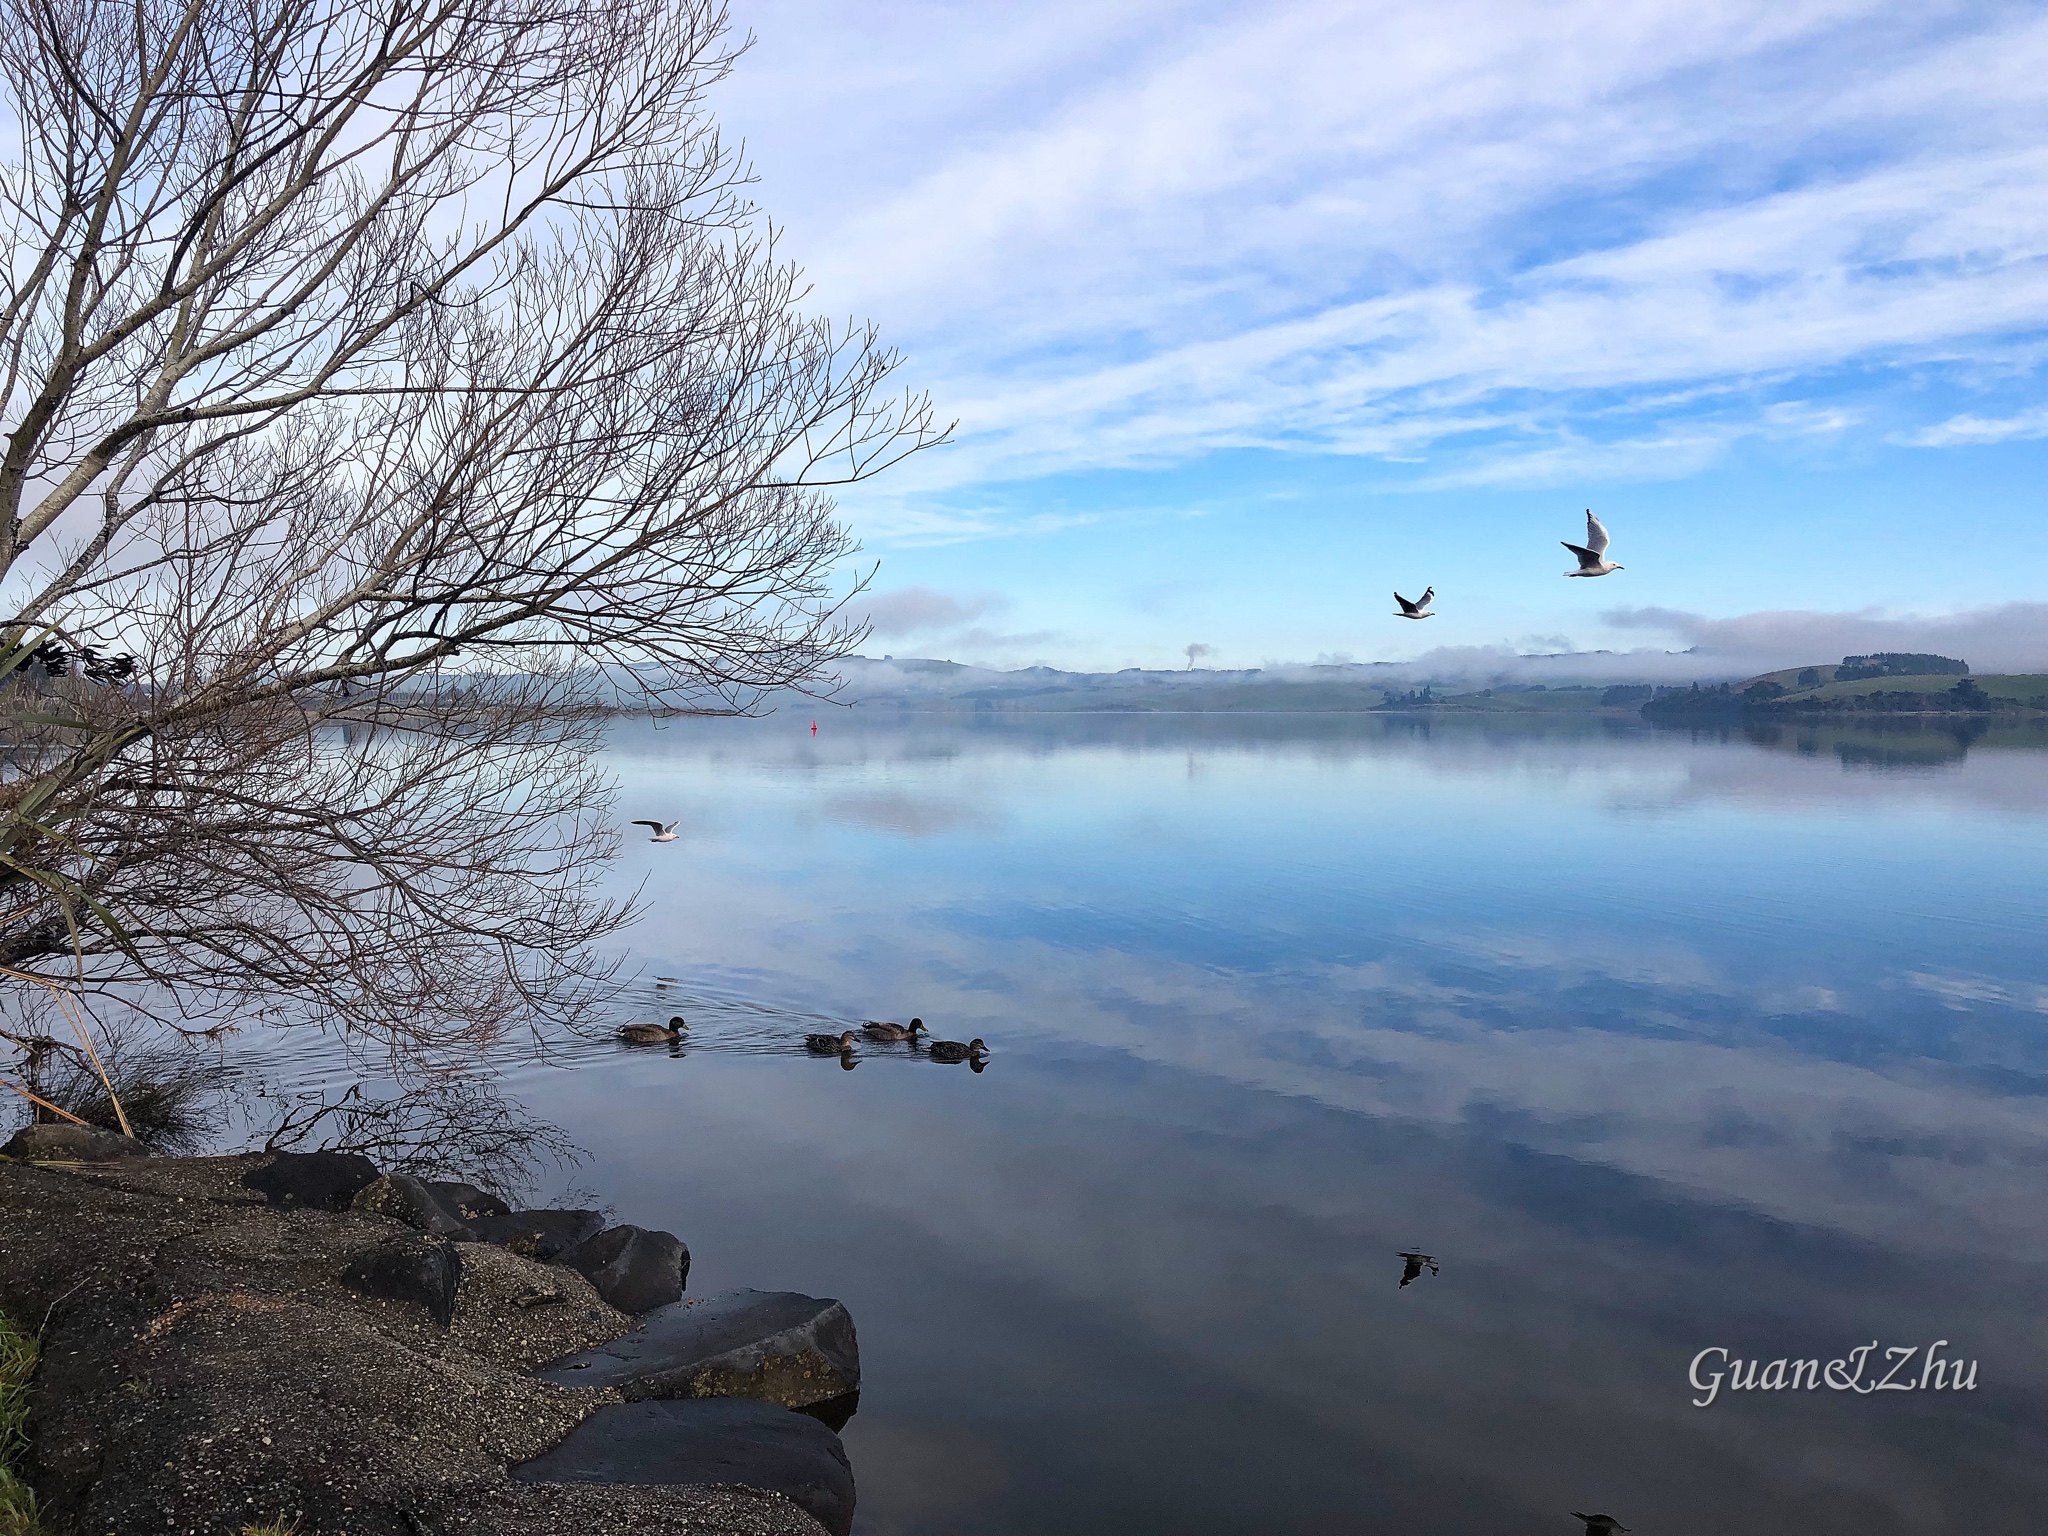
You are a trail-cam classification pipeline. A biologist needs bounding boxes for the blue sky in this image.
[715,0,2048,674]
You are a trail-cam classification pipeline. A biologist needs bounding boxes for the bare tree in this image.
[0,0,940,1060]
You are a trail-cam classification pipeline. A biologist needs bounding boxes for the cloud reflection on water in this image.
[558,713,2048,1533]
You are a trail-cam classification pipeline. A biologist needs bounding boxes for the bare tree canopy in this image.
[0,0,938,1058]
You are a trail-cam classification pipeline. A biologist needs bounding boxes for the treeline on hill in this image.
[1641,654,2047,721]
[1834,652,1970,681]
[1643,679,2012,720]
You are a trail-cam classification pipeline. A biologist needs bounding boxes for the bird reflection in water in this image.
[1572,1515,1629,1535]
[1397,1250,1439,1288]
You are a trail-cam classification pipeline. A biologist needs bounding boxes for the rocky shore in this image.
[0,1125,860,1535]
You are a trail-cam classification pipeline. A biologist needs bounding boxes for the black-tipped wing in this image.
[1394,587,1435,615]
[631,820,668,832]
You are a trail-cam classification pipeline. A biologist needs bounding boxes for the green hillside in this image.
[1744,671,2048,705]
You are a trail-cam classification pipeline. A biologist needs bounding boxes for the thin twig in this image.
[0,964,131,1136]
[0,1073,91,1127]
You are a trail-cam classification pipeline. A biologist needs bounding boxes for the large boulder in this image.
[565,1223,688,1313]
[350,1172,475,1239]
[468,1207,604,1261]
[241,1150,380,1210]
[534,1290,858,1412]
[427,1179,512,1220]
[1,1122,147,1161]
[339,1231,461,1325]
[511,1397,856,1536]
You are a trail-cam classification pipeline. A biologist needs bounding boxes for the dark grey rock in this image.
[427,1179,511,1220]
[511,1398,855,1536]
[339,1232,460,1325]
[565,1224,688,1313]
[1,1123,147,1161]
[534,1289,858,1411]
[468,1208,604,1261]
[350,1172,475,1239]
[241,1150,380,1210]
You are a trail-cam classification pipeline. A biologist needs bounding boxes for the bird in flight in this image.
[1397,1250,1439,1287]
[1393,587,1436,620]
[1563,511,1622,577]
[632,820,680,843]
[1571,1515,1631,1535]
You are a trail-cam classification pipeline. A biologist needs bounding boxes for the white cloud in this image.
[1603,600,2048,673]
[856,585,1009,638]
[1900,405,2048,446]
[722,0,2048,524]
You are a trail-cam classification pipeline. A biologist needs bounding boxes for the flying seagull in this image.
[1397,1250,1440,1288]
[1563,510,1622,577]
[1571,1515,1631,1535]
[1393,587,1436,620]
[632,820,680,843]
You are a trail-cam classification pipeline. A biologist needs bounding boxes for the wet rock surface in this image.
[340,1231,462,1325]
[567,1222,690,1312]
[469,1206,605,1260]
[536,1289,860,1411]
[351,1171,477,1239]
[427,1178,512,1220]
[0,1154,830,1535]
[512,1397,856,1536]
[1,1121,148,1161]
[242,1149,381,1210]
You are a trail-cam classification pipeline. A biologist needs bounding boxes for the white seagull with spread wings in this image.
[632,820,680,843]
[1393,587,1436,619]
[1563,510,1622,577]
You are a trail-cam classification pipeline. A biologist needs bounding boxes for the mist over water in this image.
[388,715,2048,1531]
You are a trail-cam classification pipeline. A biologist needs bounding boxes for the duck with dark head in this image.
[927,1037,987,1064]
[618,1016,686,1044]
[861,1017,927,1043]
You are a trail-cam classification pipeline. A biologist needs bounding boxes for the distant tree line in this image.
[1642,676,2042,722]
[1835,653,1970,681]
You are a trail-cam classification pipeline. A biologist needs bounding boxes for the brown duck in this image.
[618,1016,686,1043]
[861,1017,927,1042]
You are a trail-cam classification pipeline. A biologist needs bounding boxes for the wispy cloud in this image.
[856,586,1010,638]
[1603,601,2048,673]
[1900,405,2048,446]
[729,0,2048,527]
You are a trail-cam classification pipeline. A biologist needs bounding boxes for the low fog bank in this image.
[814,602,2048,708]
[819,649,1721,711]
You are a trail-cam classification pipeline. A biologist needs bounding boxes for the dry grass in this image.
[0,1311,38,1536]
[240,1522,299,1536]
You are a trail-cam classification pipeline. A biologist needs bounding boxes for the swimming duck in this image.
[927,1037,987,1063]
[806,1030,857,1054]
[618,1016,687,1043]
[860,1017,928,1042]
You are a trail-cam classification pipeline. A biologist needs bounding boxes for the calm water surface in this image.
[411,716,2048,1531]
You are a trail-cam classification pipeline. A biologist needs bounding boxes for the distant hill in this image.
[825,655,1700,713]
[1642,653,2048,722]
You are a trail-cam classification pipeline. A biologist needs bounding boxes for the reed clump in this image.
[0,1311,39,1536]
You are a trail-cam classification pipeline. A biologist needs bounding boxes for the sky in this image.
[711,0,2048,675]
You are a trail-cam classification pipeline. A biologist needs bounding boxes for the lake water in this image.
[341,714,2048,1531]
